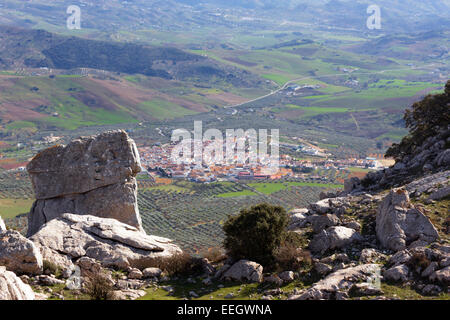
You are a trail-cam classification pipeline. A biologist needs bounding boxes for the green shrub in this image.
[84,272,114,300]
[223,203,289,266]
[386,80,450,161]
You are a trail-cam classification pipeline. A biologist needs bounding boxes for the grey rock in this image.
[0,266,35,300]
[429,266,450,285]
[30,213,182,273]
[27,130,143,236]
[421,262,439,278]
[128,268,143,280]
[264,275,283,286]
[37,275,65,286]
[311,214,340,233]
[350,283,383,296]
[359,248,387,264]
[142,267,162,279]
[309,226,363,254]
[376,189,439,252]
[428,186,450,201]
[384,264,410,283]
[290,264,380,300]
[221,260,263,283]
[314,262,332,276]
[422,284,442,296]
[279,271,295,283]
[0,230,43,275]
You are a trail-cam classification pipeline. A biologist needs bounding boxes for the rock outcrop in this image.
[376,189,439,251]
[0,266,35,300]
[26,130,143,236]
[309,226,363,254]
[221,260,263,283]
[290,264,381,300]
[30,213,182,273]
[0,230,43,275]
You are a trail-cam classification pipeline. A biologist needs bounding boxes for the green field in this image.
[0,198,34,219]
[248,182,343,195]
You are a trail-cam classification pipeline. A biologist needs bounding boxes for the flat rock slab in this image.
[30,213,182,273]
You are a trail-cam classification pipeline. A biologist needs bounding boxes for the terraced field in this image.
[138,180,341,253]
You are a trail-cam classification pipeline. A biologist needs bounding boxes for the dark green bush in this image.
[223,203,289,266]
[386,80,450,161]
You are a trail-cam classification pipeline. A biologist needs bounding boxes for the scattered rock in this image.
[0,230,43,275]
[384,264,410,283]
[311,214,341,233]
[421,262,439,278]
[290,264,380,300]
[189,291,199,298]
[279,271,295,283]
[0,267,35,300]
[142,267,162,279]
[429,266,450,285]
[221,260,263,283]
[36,275,65,286]
[314,262,332,277]
[225,293,234,299]
[421,284,442,296]
[27,130,144,236]
[264,275,283,286]
[128,268,143,280]
[376,189,439,252]
[30,213,182,273]
[349,283,383,297]
[111,289,146,300]
[309,226,363,254]
[345,221,361,232]
[359,248,387,264]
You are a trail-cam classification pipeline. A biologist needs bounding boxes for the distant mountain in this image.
[0,0,448,34]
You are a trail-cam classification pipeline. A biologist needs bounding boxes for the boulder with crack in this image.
[0,230,43,275]
[30,213,182,273]
[376,189,439,252]
[26,130,143,236]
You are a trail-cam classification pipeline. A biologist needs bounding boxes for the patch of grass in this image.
[0,198,34,219]
[137,98,198,120]
[380,283,450,300]
[248,182,342,195]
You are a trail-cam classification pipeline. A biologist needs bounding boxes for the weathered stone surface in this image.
[27,130,141,199]
[288,209,309,229]
[314,262,333,277]
[0,216,6,233]
[142,267,162,279]
[26,130,143,236]
[309,226,363,254]
[279,271,295,283]
[311,214,340,233]
[0,230,43,275]
[30,213,182,273]
[0,266,35,300]
[383,264,410,283]
[111,289,146,300]
[376,189,439,252]
[359,248,387,264]
[221,260,263,283]
[429,266,450,285]
[290,264,380,300]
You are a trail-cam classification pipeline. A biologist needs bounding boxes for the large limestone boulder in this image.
[30,213,182,273]
[26,130,143,236]
[290,264,381,300]
[0,266,35,300]
[376,189,439,252]
[0,230,43,275]
[221,260,263,283]
[309,226,363,254]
